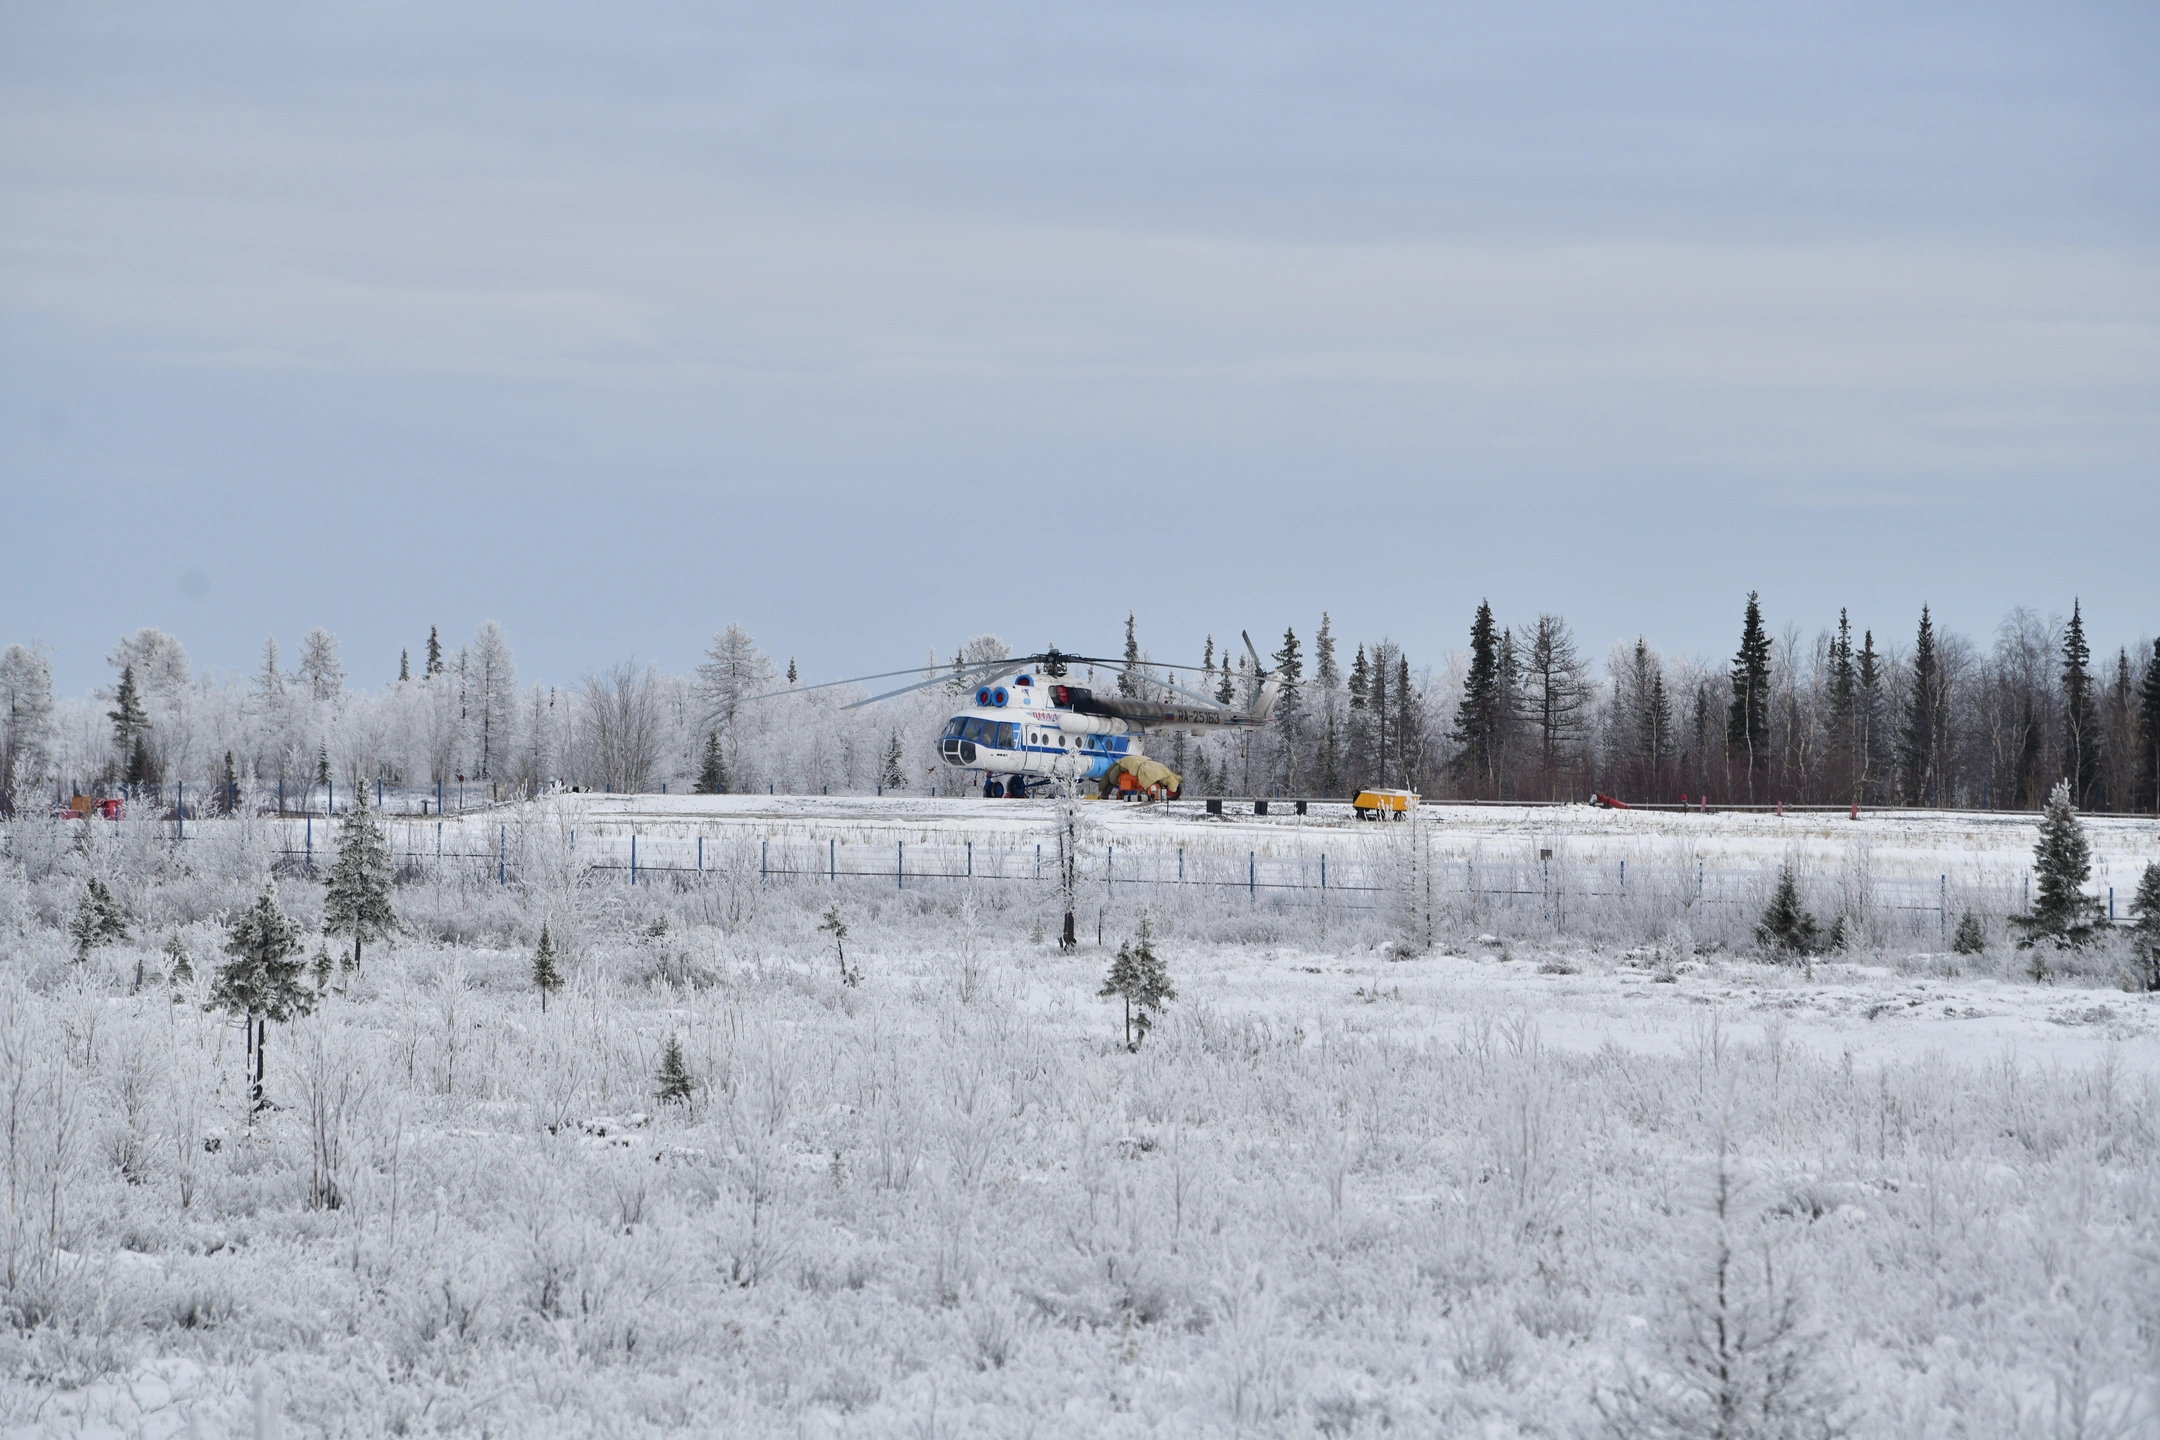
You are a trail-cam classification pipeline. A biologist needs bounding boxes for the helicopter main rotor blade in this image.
[734,662,962,707]
[842,660,1012,709]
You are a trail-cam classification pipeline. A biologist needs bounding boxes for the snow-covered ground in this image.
[1,798,2155,1435]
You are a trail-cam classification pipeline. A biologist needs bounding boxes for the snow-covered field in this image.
[1,798,2156,1436]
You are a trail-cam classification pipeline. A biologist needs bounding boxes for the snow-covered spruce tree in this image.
[695,730,728,795]
[656,1035,694,1107]
[533,921,564,1011]
[1755,867,1819,961]
[321,783,395,972]
[1099,914,1175,1050]
[68,877,129,961]
[1596,1146,1846,1440]
[879,731,905,791]
[1951,912,1986,956]
[2126,862,2160,991]
[164,932,193,987]
[820,905,857,986]
[2012,781,2102,951]
[210,888,313,1106]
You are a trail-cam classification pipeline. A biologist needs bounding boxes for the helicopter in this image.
[744,635,1281,799]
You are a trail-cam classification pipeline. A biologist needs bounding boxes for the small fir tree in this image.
[1099,914,1175,1049]
[820,905,858,986]
[124,734,151,790]
[425,624,444,677]
[656,1034,695,1106]
[880,731,906,791]
[2012,780,2103,950]
[533,921,564,1010]
[398,648,410,683]
[2127,862,2160,991]
[1951,912,1986,956]
[322,784,395,971]
[786,657,798,685]
[164,932,194,987]
[311,944,334,992]
[210,888,314,1105]
[1755,867,1820,961]
[70,876,131,960]
[1825,914,1850,952]
[695,730,729,795]
[219,749,239,814]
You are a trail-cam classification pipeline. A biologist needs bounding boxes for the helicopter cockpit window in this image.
[944,718,966,739]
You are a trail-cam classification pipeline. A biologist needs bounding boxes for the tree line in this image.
[1,597,2154,812]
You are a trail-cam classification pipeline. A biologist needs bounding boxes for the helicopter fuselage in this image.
[934,669,1274,794]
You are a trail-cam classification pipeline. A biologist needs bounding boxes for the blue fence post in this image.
[897,840,904,890]
[377,777,383,809]
[761,838,768,884]
[2109,886,2114,921]
[328,779,334,816]
[1107,844,1113,895]
[1249,851,1255,900]
[967,840,972,877]
[1939,875,1946,944]
[499,826,506,886]
[436,820,442,873]
[1321,853,1326,892]
[177,780,184,841]
[1619,859,1625,892]
[1035,843,1041,880]
[305,815,313,875]
[698,836,704,873]
[278,778,284,814]
[1179,846,1185,882]
[631,834,638,886]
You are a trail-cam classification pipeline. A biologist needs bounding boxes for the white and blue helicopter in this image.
[751,637,1281,799]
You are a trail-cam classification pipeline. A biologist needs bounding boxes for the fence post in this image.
[305,815,313,875]
[968,840,973,877]
[698,836,703,873]
[278,778,285,814]
[1939,875,1946,945]
[177,780,184,841]
[761,838,767,884]
[830,837,836,882]
[328,779,334,816]
[1107,844,1113,896]
[499,826,506,886]
[1036,843,1041,880]
[436,821,442,875]
[631,834,638,886]
[1179,846,1185,883]
[2109,886,2114,921]
[1249,851,1255,901]
[1320,853,1326,892]
[1619,858,1625,892]
[898,840,904,890]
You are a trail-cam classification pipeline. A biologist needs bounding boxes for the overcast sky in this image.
[4,0,2155,694]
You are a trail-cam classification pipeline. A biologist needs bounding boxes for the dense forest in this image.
[2,597,2155,813]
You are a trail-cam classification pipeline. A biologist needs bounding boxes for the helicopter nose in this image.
[940,738,976,766]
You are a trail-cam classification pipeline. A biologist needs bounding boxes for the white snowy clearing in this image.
[0,797,2155,1437]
